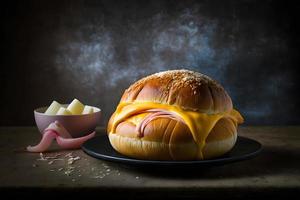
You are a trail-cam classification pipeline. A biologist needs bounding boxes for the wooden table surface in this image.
[0,126,299,199]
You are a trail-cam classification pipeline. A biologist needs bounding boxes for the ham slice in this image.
[44,120,72,138]
[136,109,185,137]
[56,131,95,149]
[26,130,57,152]
[27,121,95,152]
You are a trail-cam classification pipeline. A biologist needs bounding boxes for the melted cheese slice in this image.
[110,101,243,159]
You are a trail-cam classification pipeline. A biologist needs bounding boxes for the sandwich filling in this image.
[135,109,185,137]
[110,101,243,159]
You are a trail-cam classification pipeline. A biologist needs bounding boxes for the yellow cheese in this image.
[110,101,242,159]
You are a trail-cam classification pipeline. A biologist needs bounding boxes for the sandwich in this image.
[107,69,243,160]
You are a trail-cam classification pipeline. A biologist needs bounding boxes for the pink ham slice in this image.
[26,130,57,152]
[27,121,95,153]
[135,109,185,137]
[56,131,95,149]
[44,120,72,138]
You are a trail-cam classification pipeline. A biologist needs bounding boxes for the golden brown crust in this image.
[120,69,232,114]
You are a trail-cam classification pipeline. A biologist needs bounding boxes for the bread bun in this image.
[107,69,243,160]
[120,69,232,114]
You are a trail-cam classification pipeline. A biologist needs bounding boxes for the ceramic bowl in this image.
[34,105,101,138]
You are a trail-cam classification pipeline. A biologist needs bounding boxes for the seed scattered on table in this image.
[33,152,126,181]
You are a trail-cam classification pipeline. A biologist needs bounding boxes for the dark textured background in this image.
[1,0,299,126]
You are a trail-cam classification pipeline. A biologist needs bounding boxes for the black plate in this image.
[82,135,262,167]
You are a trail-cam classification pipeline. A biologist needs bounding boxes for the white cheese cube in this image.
[67,99,84,115]
[82,105,94,114]
[44,101,61,115]
[56,107,72,115]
